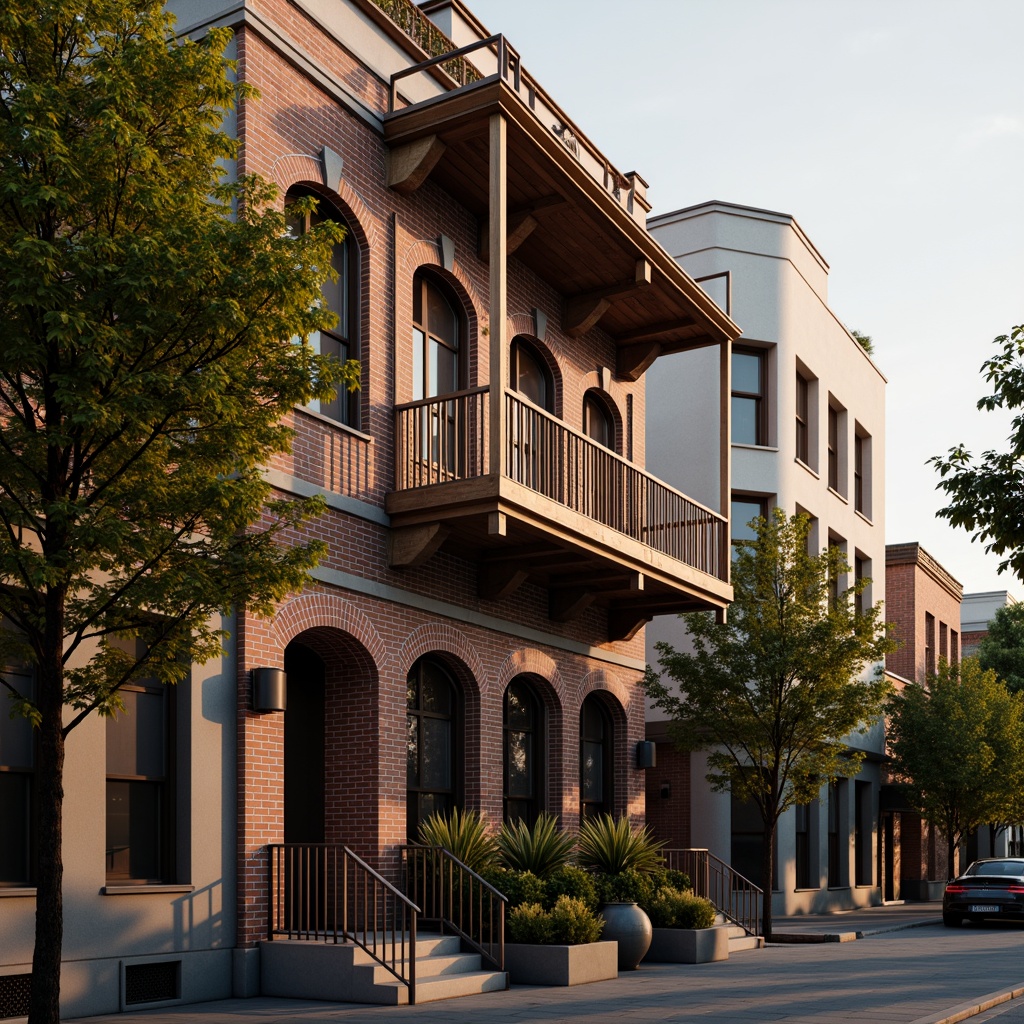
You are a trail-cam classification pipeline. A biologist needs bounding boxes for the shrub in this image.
[417,808,498,873]
[507,902,553,944]
[545,864,598,911]
[577,814,665,876]
[596,866,654,906]
[650,868,691,893]
[498,813,576,878]
[482,866,547,909]
[646,886,716,929]
[548,895,604,944]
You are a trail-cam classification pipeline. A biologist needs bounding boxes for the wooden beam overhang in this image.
[383,76,741,363]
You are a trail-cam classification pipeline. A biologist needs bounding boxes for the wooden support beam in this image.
[479,562,530,601]
[388,522,449,568]
[549,587,596,623]
[386,136,445,194]
[506,212,538,254]
[616,341,662,382]
[607,605,653,642]
[478,194,564,260]
[563,259,652,338]
[614,319,696,346]
[550,570,643,592]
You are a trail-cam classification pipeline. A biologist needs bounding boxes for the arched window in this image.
[285,188,359,427]
[580,695,613,820]
[412,272,462,400]
[504,678,544,825]
[510,337,553,412]
[583,391,615,450]
[407,656,460,839]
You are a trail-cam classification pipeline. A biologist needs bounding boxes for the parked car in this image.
[943,859,1024,927]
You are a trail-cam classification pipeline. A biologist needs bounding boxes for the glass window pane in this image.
[413,328,425,400]
[420,718,451,790]
[514,344,549,410]
[0,773,30,883]
[106,780,161,880]
[406,714,418,784]
[582,741,603,802]
[583,395,612,448]
[505,683,533,730]
[431,340,457,397]
[507,732,532,797]
[0,708,34,771]
[426,283,457,345]
[732,396,758,445]
[732,351,762,394]
[731,499,763,544]
[106,689,165,778]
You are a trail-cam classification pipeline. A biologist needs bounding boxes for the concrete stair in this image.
[261,932,508,1005]
[715,914,765,953]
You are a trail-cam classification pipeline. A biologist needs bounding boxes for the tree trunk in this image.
[29,610,67,1024]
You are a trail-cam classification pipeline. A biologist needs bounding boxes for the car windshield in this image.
[965,860,1024,876]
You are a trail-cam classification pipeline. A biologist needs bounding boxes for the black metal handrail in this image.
[401,845,506,971]
[665,847,763,937]
[267,844,422,1003]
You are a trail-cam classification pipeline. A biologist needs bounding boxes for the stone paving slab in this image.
[66,918,1024,1024]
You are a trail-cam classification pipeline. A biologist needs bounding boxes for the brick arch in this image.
[578,670,633,822]
[277,172,378,252]
[273,590,386,668]
[395,621,486,695]
[578,667,631,714]
[398,239,484,316]
[496,647,564,699]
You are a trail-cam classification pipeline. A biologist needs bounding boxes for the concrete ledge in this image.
[910,983,1024,1024]
[645,926,729,963]
[505,941,618,986]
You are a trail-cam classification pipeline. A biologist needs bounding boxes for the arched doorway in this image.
[283,641,326,844]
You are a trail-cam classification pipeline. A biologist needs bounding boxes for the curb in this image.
[770,917,940,944]
[910,983,1024,1024]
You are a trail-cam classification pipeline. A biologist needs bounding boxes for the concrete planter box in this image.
[644,925,729,964]
[505,941,618,986]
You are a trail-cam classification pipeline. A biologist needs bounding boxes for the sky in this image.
[467,0,1024,597]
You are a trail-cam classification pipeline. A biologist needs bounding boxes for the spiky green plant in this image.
[417,808,499,873]
[576,814,665,876]
[498,813,576,878]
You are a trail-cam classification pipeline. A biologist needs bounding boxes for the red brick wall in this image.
[644,744,691,849]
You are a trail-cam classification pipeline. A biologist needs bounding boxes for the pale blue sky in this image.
[469,0,1024,596]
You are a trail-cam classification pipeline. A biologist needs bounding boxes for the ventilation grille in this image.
[0,974,31,1019]
[124,961,179,1005]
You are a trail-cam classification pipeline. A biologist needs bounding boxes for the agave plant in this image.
[416,807,499,873]
[498,813,576,878]
[576,814,665,876]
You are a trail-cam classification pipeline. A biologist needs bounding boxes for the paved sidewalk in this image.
[68,907,1024,1024]
[771,900,944,942]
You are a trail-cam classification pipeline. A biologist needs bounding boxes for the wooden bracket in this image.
[549,587,596,623]
[386,136,446,194]
[564,259,652,337]
[479,562,529,601]
[616,342,662,382]
[607,606,652,642]
[479,194,565,260]
[387,522,449,568]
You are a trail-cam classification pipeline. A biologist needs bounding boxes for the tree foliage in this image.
[0,3,356,1021]
[851,329,874,355]
[644,509,895,937]
[885,658,1024,875]
[977,602,1024,694]
[931,324,1024,579]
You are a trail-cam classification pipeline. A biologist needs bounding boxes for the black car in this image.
[943,858,1024,927]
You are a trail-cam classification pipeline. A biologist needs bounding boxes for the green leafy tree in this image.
[977,602,1024,694]
[885,659,1024,876]
[931,324,1024,579]
[0,4,357,1022]
[851,329,874,355]
[644,509,895,939]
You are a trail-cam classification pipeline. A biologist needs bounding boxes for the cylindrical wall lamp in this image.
[252,667,287,713]
[635,740,657,769]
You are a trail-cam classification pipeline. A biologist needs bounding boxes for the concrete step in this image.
[361,950,483,983]
[727,933,765,953]
[382,968,509,1005]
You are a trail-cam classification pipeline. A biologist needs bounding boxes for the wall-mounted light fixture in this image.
[660,782,671,800]
[635,740,656,770]
[252,667,287,713]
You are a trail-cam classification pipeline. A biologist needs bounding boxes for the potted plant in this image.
[577,815,664,970]
[643,881,728,964]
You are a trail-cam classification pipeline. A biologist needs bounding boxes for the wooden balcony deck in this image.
[386,390,731,641]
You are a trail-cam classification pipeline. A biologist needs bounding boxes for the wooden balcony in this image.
[386,390,732,641]
[384,34,739,376]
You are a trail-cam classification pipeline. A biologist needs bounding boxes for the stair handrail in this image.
[664,847,763,937]
[267,843,422,1003]
[401,844,507,971]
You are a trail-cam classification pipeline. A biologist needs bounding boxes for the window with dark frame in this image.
[854,555,866,618]
[406,656,460,840]
[827,779,842,887]
[796,372,809,464]
[583,392,615,450]
[510,337,553,413]
[105,641,174,883]
[504,678,544,826]
[580,695,613,821]
[828,538,843,612]
[731,495,767,561]
[285,188,359,428]
[827,404,839,491]
[925,612,936,678]
[795,802,811,889]
[951,630,960,668]
[732,347,766,446]
[0,662,34,886]
[412,272,462,401]
[854,433,865,513]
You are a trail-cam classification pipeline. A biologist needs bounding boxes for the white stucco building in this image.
[643,200,889,915]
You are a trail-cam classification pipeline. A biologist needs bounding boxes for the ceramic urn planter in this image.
[599,902,652,970]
